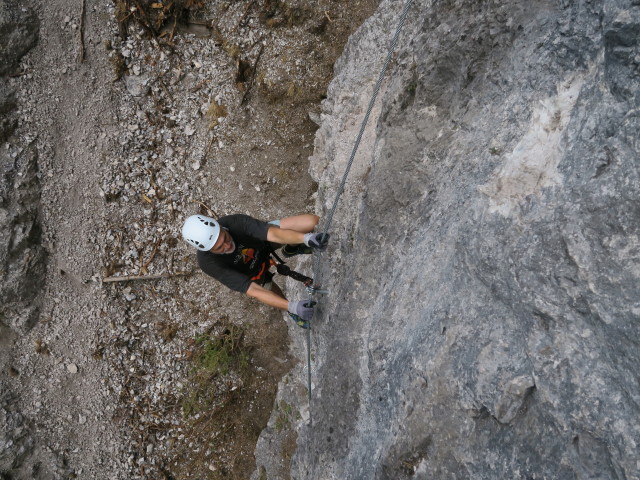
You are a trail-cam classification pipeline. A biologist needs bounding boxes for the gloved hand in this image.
[288,300,317,321]
[303,232,330,251]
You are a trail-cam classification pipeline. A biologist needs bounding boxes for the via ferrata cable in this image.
[305,0,414,426]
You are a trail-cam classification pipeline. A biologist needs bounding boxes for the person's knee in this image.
[300,214,319,233]
[279,214,318,232]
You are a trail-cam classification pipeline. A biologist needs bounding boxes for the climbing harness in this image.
[268,245,313,285]
[305,0,414,426]
[268,245,330,295]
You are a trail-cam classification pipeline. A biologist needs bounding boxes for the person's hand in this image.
[288,300,316,321]
[304,233,330,251]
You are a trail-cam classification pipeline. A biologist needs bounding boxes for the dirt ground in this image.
[2,0,377,479]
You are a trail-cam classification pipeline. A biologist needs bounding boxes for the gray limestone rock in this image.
[0,389,71,480]
[494,374,536,425]
[286,0,640,479]
[0,82,17,143]
[0,144,47,333]
[0,0,39,76]
[0,391,33,473]
[124,74,151,97]
[0,0,38,141]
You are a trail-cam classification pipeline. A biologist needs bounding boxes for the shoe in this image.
[288,312,310,329]
[281,244,313,258]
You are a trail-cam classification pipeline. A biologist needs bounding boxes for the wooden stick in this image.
[142,244,159,270]
[78,0,86,63]
[195,200,218,218]
[200,135,216,166]
[102,271,193,283]
[231,0,256,34]
[241,43,264,105]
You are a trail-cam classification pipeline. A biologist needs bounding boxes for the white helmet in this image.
[182,215,221,251]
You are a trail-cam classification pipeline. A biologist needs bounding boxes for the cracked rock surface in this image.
[281,0,640,479]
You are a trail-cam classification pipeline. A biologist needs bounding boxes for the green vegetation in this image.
[181,324,250,418]
[274,400,297,432]
[110,51,126,81]
[193,327,249,375]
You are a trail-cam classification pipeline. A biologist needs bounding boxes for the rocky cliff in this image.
[0,0,44,335]
[286,0,640,478]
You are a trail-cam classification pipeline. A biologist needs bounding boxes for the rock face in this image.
[0,5,44,476]
[0,391,33,473]
[295,0,640,478]
[0,0,39,141]
[0,144,47,333]
[0,0,44,334]
[0,0,38,76]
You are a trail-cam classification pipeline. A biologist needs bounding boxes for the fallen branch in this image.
[240,43,265,105]
[78,0,86,63]
[195,200,218,218]
[200,135,216,166]
[141,243,160,271]
[103,271,193,283]
[230,0,256,34]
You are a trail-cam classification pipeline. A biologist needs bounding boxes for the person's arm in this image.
[246,282,289,311]
[247,281,316,321]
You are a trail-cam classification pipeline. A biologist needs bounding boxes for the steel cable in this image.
[305,0,414,426]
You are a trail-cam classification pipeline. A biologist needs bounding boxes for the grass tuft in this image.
[207,102,228,129]
[181,324,250,418]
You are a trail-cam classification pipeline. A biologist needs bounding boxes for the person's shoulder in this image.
[220,213,255,222]
[220,213,260,230]
[197,249,218,266]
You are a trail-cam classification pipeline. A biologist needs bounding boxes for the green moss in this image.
[181,325,251,418]
[259,466,268,480]
[285,82,302,98]
[195,326,248,373]
[223,41,241,60]
[274,401,297,432]
[110,51,126,81]
[275,412,288,432]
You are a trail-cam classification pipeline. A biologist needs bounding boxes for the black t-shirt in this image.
[196,214,272,293]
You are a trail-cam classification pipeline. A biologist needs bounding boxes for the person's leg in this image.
[278,214,319,234]
[271,214,318,258]
[270,281,286,301]
[262,280,287,300]
[260,278,288,304]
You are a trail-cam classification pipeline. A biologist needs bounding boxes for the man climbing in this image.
[181,213,329,328]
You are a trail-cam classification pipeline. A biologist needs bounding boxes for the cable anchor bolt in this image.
[306,284,329,296]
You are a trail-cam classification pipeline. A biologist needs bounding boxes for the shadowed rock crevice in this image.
[0,0,44,335]
[0,6,47,477]
[0,144,47,334]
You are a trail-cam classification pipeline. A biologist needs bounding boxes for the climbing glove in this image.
[288,300,317,321]
[303,232,330,251]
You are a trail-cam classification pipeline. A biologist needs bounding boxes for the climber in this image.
[181,213,329,328]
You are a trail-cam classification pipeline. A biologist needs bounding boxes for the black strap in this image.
[267,244,313,287]
[275,263,313,286]
[270,248,285,265]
